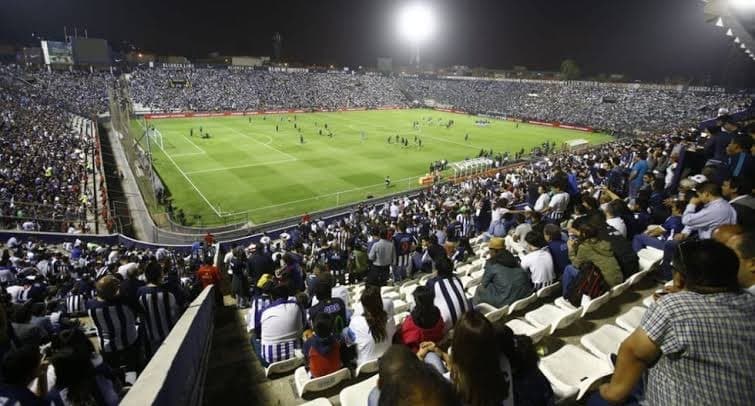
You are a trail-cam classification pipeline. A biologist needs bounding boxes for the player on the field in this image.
[276,125,279,132]
[190,128,193,137]
[385,176,391,188]
[465,133,469,142]
[300,135,304,144]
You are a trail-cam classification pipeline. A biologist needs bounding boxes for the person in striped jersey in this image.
[64,287,87,317]
[544,180,570,225]
[86,275,142,372]
[392,222,417,282]
[137,261,180,358]
[255,283,304,367]
[425,258,471,333]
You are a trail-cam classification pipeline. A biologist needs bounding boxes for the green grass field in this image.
[132,109,611,226]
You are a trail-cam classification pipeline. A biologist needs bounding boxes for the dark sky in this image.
[1,0,754,86]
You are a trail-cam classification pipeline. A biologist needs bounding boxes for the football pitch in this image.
[132,109,612,226]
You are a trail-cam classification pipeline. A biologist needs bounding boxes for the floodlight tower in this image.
[398,3,436,69]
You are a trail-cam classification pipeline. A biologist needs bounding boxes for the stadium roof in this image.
[703,0,755,61]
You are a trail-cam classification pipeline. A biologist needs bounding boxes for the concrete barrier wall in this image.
[120,285,216,406]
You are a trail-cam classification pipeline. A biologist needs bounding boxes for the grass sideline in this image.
[131,109,612,226]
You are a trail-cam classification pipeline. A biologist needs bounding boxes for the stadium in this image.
[0,0,754,405]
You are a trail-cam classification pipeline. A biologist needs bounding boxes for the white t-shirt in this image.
[606,217,627,237]
[344,312,397,365]
[665,162,677,189]
[259,300,304,346]
[533,193,550,212]
[520,248,556,287]
[117,262,138,279]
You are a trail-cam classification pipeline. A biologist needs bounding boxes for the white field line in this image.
[184,158,298,175]
[181,134,207,154]
[219,174,420,217]
[139,121,223,217]
[215,124,298,161]
[171,152,206,158]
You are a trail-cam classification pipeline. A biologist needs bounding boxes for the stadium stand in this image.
[0,61,753,404]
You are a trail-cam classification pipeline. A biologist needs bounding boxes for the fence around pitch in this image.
[120,285,216,406]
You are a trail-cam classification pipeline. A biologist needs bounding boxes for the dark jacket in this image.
[473,250,533,308]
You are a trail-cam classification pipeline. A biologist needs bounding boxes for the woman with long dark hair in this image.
[343,285,396,365]
[417,311,512,406]
[396,286,444,352]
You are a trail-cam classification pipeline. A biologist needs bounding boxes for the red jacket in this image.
[398,314,445,353]
[197,265,220,288]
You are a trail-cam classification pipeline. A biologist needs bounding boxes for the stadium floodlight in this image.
[726,28,734,36]
[734,37,740,43]
[741,43,746,49]
[715,16,724,27]
[397,2,436,67]
[729,0,755,12]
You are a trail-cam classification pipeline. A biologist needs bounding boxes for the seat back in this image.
[265,355,304,377]
[536,281,561,298]
[296,367,351,397]
[508,292,537,314]
[610,281,630,298]
[340,375,379,406]
[486,305,510,322]
[355,359,379,376]
[582,291,611,315]
[549,306,583,334]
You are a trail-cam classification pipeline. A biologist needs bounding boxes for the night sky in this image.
[1,0,753,86]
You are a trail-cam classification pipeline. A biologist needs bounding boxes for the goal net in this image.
[146,127,164,150]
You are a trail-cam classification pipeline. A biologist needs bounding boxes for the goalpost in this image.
[147,127,164,150]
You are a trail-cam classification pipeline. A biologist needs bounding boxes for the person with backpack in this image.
[562,223,623,297]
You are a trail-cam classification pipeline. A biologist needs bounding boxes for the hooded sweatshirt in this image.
[569,238,623,287]
[302,334,342,378]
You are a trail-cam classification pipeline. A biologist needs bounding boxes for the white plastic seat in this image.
[642,295,655,307]
[475,303,509,323]
[506,319,549,343]
[393,311,410,326]
[507,292,538,314]
[294,367,351,397]
[466,285,478,297]
[393,299,409,314]
[355,358,379,376]
[610,280,631,298]
[418,274,432,285]
[626,269,650,285]
[536,282,561,298]
[470,269,484,280]
[462,276,481,290]
[554,291,611,317]
[525,304,583,334]
[580,324,631,361]
[539,345,613,401]
[265,354,304,377]
[615,306,647,332]
[339,375,379,406]
[454,269,468,278]
[380,286,397,295]
[637,246,664,263]
[300,398,333,406]
[382,291,401,301]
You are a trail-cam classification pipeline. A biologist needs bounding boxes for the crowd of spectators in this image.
[127,69,408,112]
[125,67,750,134]
[236,111,754,404]
[403,77,751,134]
[0,236,216,404]
[0,66,102,233]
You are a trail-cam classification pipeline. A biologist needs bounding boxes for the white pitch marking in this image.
[184,158,298,175]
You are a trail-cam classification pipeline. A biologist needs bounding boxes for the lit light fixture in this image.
[741,43,746,49]
[398,3,436,44]
[734,37,740,43]
[715,16,724,27]
[726,28,733,36]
